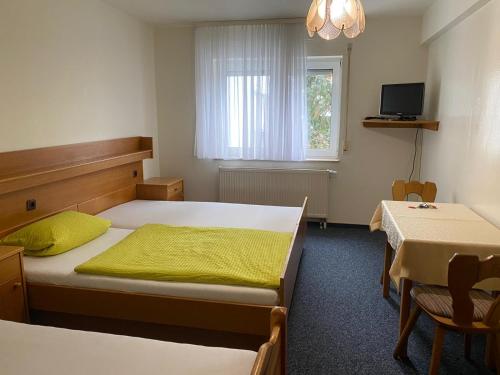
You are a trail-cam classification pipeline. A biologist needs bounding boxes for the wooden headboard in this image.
[0,137,153,237]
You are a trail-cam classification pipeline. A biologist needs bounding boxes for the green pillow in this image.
[1,211,111,257]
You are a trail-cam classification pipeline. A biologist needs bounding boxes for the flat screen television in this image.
[380,83,425,118]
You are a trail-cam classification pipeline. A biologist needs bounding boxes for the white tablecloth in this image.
[370,201,500,290]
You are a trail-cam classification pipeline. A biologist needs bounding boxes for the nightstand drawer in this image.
[0,247,28,323]
[0,255,21,285]
[167,181,183,197]
[0,276,25,322]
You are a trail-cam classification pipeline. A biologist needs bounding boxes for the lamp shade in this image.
[306,0,365,40]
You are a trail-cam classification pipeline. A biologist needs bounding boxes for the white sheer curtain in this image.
[195,23,307,161]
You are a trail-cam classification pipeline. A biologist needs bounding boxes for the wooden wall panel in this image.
[78,185,137,215]
[0,162,142,236]
[0,137,152,196]
[0,137,148,178]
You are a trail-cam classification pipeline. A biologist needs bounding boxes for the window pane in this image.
[307,69,333,150]
[227,75,269,149]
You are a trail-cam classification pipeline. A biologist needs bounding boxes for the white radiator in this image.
[219,167,333,219]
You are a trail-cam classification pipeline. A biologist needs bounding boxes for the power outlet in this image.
[26,199,37,211]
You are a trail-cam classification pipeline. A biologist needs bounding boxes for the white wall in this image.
[421,0,491,43]
[421,0,500,226]
[155,17,428,225]
[0,0,160,176]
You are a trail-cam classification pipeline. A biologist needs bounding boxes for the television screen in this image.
[380,83,425,116]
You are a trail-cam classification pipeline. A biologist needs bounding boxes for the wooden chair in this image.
[252,307,287,375]
[381,180,438,298]
[392,180,437,202]
[394,254,500,375]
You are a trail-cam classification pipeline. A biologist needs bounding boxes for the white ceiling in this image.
[104,0,434,25]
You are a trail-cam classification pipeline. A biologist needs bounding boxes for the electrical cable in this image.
[417,126,424,181]
[408,128,420,181]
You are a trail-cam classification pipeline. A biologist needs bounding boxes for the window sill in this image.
[305,158,340,162]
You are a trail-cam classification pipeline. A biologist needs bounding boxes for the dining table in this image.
[370,200,500,357]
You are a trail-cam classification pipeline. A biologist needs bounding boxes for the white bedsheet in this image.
[0,320,257,375]
[98,200,302,232]
[23,228,280,305]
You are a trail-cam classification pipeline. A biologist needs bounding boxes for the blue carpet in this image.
[288,224,494,375]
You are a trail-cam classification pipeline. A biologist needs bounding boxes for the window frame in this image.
[305,56,343,161]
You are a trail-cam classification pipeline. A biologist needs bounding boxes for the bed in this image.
[0,137,307,352]
[0,307,285,375]
[24,227,281,306]
[97,200,303,232]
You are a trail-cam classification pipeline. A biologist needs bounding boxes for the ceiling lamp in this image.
[306,0,366,40]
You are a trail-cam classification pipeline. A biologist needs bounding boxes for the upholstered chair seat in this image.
[411,285,494,321]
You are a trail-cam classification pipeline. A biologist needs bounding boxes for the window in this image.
[195,24,343,162]
[195,24,307,161]
[306,56,342,160]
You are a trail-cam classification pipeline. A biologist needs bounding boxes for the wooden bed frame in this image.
[1,307,286,375]
[0,137,307,356]
[252,307,287,375]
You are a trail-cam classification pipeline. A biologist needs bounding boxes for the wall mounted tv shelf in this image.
[362,119,439,131]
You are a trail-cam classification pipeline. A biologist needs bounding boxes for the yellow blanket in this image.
[75,224,293,289]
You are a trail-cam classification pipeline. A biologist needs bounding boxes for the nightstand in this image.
[0,246,29,323]
[137,177,184,201]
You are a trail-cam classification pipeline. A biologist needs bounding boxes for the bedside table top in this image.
[142,177,183,186]
[0,246,23,262]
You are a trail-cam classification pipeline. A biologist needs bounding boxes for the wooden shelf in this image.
[363,119,439,131]
[0,137,153,195]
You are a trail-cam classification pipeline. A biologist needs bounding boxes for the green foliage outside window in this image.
[307,70,333,150]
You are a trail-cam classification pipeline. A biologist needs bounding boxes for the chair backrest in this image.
[392,180,437,202]
[448,254,500,326]
[251,307,287,375]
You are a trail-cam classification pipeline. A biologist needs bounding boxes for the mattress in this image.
[0,320,257,375]
[98,200,302,232]
[23,228,280,305]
